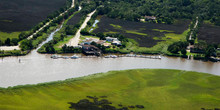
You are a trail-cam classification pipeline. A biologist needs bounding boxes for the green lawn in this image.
[0,31,20,41]
[0,69,219,110]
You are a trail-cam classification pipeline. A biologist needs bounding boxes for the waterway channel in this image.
[0,49,220,88]
[0,16,220,88]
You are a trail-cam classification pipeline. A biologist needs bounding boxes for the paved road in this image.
[67,10,96,46]
[0,0,75,51]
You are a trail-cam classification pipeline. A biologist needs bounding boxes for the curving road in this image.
[0,0,75,51]
[67,10,96,46]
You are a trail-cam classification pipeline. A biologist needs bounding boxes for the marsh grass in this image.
[0,69,219,110]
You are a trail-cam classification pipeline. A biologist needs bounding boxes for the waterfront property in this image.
[82,45,101,55]
[81,37,122,47]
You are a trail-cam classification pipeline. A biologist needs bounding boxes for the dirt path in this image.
[189,17,198,40]
[67,10,96,46]
[0,46,20,51]
[0,0,75,51]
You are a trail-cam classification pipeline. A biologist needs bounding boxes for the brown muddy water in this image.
[0,49,220,88]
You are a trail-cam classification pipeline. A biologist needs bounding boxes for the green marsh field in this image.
[0,69,219,110]
[93,16,191,53]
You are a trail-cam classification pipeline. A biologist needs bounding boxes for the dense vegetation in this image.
[94,0,220,25]
[68,96,144,109]
[0,69,220,110]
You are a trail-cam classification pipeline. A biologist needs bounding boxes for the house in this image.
[96,40,106,45]
[144,16,156,20]
[82,45,101,56]
[140,19,145,22]
[217,53,220,57]
[103,43,111,47]
[106,37,118,42]
[105,37,121,46]
[112,40,122,46]
[190,48,205,53]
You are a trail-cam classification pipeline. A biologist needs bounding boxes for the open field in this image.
[198,23,220,44]
[0,32,20,41]
[67,12,83,25]
[0,0,67,33]
[93,16,190,48]
[0,69,219,110]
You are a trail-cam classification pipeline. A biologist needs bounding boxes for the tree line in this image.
[78,0,219,25]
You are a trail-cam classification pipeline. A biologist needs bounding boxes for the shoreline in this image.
[0,69,219,110]
[0,68,215,89]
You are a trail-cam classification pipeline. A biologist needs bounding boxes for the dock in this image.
[51,54,162,59]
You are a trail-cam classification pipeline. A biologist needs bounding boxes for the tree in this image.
[181,49,187,55]
[44,42,55,53]
[45,45,55,53]
[96,32,105,40]
[19,39,33,51]
[11,38,19,46]
[5,38,11,46]
[205,45,216,58]
[168,44,179,54]
[0,39,2,46]
[62,44,67,53]
[19,32,28,40]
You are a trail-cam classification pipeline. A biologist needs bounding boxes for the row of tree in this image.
[167,41,188,55]
[38,0,97,54]
[19,0,79,51]
[0,38,19,46]
[8,0,75,49]
[168,40,218,58]
[79,0,219,25]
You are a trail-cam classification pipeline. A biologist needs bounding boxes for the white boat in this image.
[51,55,58,59]
[110,55,118,58]
[104,55,118,58]
[70,55,79,59]
[158,55,162,59]
[104,55,110,58]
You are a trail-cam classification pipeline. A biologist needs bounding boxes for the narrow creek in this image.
[89,20,99,32]
[37,24,63,50]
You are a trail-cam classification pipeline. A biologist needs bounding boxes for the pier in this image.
[51,54,162,59]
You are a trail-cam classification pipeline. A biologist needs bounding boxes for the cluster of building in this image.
[80,37,122,56]
[80,37,122,47]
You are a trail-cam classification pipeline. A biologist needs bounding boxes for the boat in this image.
[110,55,118,58]
[70,55,79,59]
[158,55,162,59]
[51,55,58,59]
[104,55,110,58]
[104,55,118,58]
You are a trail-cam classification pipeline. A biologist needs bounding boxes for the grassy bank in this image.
[0,32,20,41]
[0,69,220,110]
